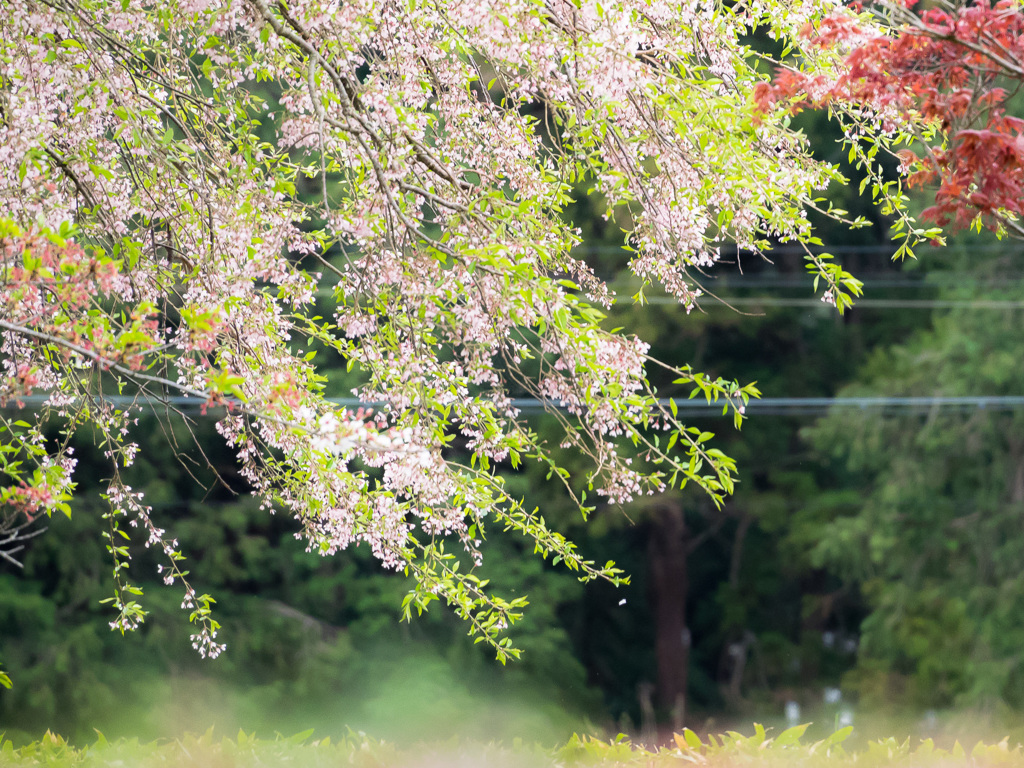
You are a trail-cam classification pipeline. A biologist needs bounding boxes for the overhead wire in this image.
[310,286,1024,310]
[6,394,1024,417]
[643,296,1024,309]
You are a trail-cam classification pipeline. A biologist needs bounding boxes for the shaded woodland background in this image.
[3,93,1024,746]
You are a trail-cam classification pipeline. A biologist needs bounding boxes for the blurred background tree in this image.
[805,241,1024,714]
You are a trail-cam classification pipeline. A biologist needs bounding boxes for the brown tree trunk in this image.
[648,502,689,732]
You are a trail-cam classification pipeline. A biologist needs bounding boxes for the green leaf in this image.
[774,723,809,747]
[680,728,703,750]
[817,726,853,750]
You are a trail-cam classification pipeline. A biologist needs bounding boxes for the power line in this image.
[647,297,1024,310]
[311,274,1024,292]
[308,286,1024,310]
[694,274,1024,289]
[577,242,1024,256]
[6,394,1024,417]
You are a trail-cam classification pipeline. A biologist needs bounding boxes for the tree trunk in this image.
[648,502,689,732]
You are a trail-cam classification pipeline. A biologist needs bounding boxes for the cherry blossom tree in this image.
[0,0,895,660]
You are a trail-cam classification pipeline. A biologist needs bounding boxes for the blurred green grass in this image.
[3,725,1024,768]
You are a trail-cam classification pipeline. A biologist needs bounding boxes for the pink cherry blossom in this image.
[0,0,892,657]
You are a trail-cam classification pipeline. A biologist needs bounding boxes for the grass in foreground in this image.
[2,725,1022,768]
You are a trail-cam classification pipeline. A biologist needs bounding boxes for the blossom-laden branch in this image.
[1,0,890,657]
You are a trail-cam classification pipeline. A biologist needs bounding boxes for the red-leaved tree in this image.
[757,0,1024,240]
